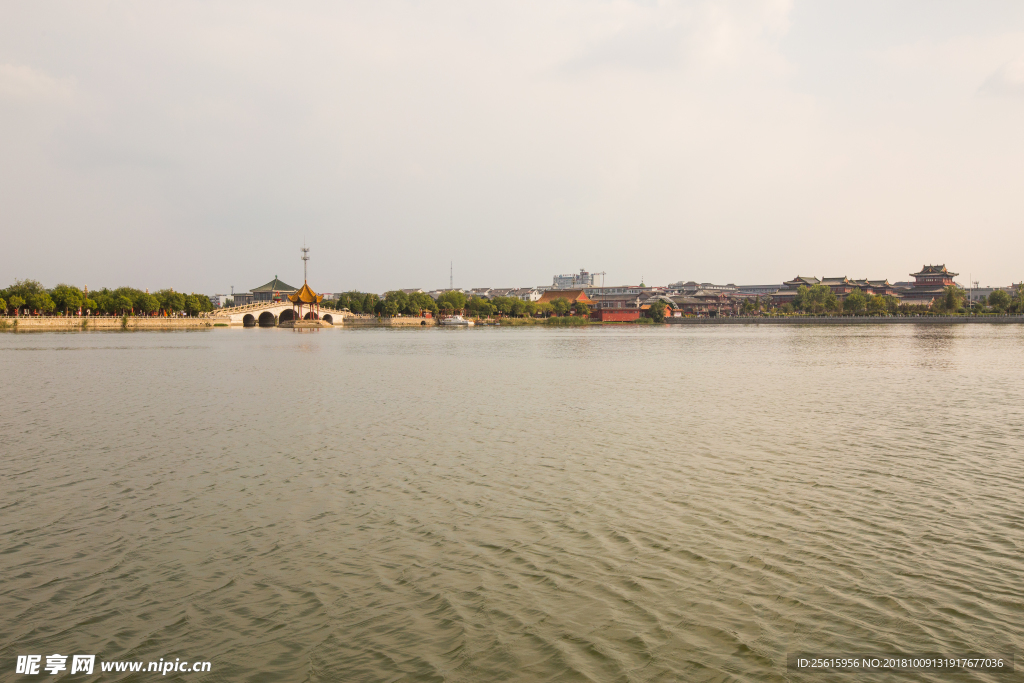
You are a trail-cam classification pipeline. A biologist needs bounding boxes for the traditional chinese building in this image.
[898,265,959,305]
[287,281,324,321]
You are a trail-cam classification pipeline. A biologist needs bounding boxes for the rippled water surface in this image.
[2,325,1023,682]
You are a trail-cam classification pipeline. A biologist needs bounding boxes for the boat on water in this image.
[440,315,474,327]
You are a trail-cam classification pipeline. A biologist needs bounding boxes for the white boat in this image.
[440,315,474,327]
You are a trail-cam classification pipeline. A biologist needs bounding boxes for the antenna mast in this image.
[301,243,310,282]
[450,261,453,290]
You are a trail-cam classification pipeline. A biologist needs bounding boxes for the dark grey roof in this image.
[252,276,298,292]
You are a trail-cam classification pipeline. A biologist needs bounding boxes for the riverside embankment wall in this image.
[341,315,436,326]
[1,317,214,331]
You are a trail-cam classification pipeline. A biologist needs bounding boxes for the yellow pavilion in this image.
[287,281,324,321]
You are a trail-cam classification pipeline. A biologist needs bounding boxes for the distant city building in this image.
[510,287,543,302]
[964,285,1019,303]
[667,281,738,294]
[735,284,782,295]
[553,269,603,289]
[208,294,231,308]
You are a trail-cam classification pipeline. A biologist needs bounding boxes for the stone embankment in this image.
[342,315,435,327]
[666,315,1024,325]
[1,317,214,331]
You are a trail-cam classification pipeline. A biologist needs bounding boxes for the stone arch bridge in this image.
[205,301,340,327]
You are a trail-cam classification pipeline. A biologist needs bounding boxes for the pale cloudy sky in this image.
[2,1,1023,293]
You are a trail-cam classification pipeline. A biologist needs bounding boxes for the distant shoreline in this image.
[664,315,1024,325]
[4,314,1024,332]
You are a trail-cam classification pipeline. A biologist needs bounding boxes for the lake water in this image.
[2,325,1022,682]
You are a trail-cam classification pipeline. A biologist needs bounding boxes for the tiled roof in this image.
[252,277,298,292]
[911,264,958,277]
[536,289,594,305]
[287,282,323,304]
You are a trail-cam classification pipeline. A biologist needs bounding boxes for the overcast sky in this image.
[2,1,1023,293]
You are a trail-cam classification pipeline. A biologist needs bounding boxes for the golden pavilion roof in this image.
[287,281,323,304]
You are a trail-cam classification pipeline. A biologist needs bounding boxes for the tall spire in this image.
[301,242,310,283]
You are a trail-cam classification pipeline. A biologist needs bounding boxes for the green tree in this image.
[843,288,867,314]
[550,297,571,316]
[9,295,25,315]
[32,291,55,314]
[780,302,794,314]
[793,286,807,310]
[491,296,514,316]
[116,295,133,315]
[1009,284,1024,314]
[437,290,467,312]
[988,289,1010,312]
[0,297,6,314]
[866,295,887,316]
[575,300,591,317]
[649,300,666,322]
[51,284,85,315]
[509,299,526,317]
[384,290,411,314]
[94,290,116,315]
[84,298,97,314]
[408,292,438,316]
[139,294,160,315]
[536,302,553,317]
[934,286,965,314]
[466,296,494,317]
[157,289,186,315]
[184,294,208,316]
[5,280,47,307]
[802,284,837,314]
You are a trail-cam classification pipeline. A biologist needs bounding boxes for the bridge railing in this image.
[203,300,292,317]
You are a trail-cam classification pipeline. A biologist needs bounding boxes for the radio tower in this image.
[301,243,310,282]
[450,261,453,291]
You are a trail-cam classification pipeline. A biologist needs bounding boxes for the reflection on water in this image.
[1,325,1023,682]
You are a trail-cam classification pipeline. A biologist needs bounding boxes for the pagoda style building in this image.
[287,281,324,321]
[900,264,958,305]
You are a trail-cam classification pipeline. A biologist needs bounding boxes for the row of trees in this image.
[769,284,1024,316]
[320,290,590,319]
[0,280,214,317]
[978,287,1024,314]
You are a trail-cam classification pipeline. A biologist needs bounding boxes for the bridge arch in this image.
[303,311,320,320]
[279,308,297,323]
[258,311,277,327]
[322,313,334,324]
[243,314,256,327]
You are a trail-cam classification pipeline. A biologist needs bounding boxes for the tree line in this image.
[768,284,1024,316]
[320,290,587,319]
[0,280,214,317]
